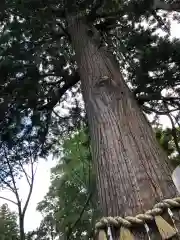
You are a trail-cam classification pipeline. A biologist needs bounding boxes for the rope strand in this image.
[95,197,180,230]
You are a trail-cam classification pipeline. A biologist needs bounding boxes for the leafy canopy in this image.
[0,0,180,154]
[37,128,99,239]
[0,204,19,240]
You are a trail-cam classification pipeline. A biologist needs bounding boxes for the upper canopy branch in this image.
[142,105,180,115]
[153,0,180,12]
[38,71,80,111]
[136,94,180,103]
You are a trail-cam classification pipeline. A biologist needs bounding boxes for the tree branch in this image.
[67,192,93,240]
[0,178,15,193]
[13,147,31,186]
[137,94,180,103]
[3,148,21,206]
[0,196,18,205]
[21,163,31,186]
[22,170,34,216]
[142,105,180,115]
[38,71,80,111]
[152,9,170,34]
[153,0,180,12]
[22,143,36,216]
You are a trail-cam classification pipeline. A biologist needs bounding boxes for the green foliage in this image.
[155,126,180,167]
[0,1,180,237]
[37,128,100,239]
[0,0,180,155]
[0,204,19,240]
[26,217,56,240]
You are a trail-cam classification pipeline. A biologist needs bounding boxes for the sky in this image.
[0,12,180,234]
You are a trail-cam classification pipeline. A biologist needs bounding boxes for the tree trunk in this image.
[68,17,180,239]
[19,215,25,240]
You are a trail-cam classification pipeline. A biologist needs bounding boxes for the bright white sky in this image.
[0,14,179,233]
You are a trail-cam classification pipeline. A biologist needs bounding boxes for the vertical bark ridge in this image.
[67,16,180,239]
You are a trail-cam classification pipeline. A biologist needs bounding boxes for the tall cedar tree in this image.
[1,0,180,239]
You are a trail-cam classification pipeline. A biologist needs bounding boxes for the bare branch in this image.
[142,105,180,115]
[0,196,18,205]
[3,147,21,205]
[0,144,37,226]
[21,142,36,216]
[52,110,63,119]
[20,161,31,186]
[22,162,35,217]
[137,94,180,103]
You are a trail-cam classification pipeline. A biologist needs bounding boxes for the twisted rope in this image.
[95,197,180,229]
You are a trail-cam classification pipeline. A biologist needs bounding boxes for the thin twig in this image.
[142,105,180,115]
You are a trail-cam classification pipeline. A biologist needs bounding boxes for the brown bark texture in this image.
[68,16,180,239]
